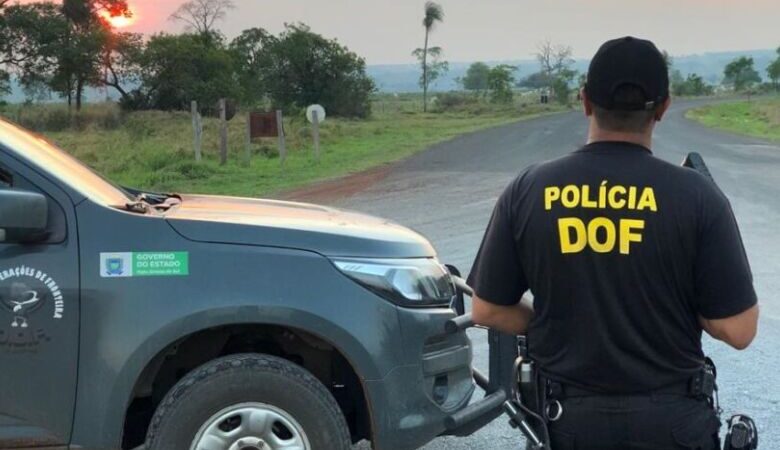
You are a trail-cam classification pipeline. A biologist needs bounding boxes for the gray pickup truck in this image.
[0,118,509,450]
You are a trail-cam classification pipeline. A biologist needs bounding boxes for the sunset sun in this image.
[100,6,137,29]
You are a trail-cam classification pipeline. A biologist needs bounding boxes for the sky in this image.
[29,0,780,64]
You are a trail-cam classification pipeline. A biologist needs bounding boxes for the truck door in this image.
[0,151,80,447]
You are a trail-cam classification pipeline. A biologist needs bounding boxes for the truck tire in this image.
[145,353,352,450]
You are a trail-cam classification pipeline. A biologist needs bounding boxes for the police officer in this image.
[468,37,759,449]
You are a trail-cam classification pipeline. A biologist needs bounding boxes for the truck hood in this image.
[164,194,436,258]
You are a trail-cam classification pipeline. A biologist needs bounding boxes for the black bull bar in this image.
[439,152,716,437]
[440,264,519,436]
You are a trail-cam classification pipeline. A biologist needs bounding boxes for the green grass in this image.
[686,97,780,142]
[3,96,567,198]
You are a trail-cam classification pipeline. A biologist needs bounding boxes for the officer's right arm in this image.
[472,295,534,335]
[694,189,759,351]
[467,180,531,334]
[699,305,758,350]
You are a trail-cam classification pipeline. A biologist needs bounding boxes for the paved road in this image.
[321,100,779,448]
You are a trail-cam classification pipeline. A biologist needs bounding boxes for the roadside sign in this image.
[249,111,279,138]
[306,104,326,124]
[246,110,287,166]
[306,105,325,163]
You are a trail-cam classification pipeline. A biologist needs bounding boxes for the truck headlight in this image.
[333,258,455,307]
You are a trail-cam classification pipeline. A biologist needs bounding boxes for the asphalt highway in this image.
[329,100,779,448]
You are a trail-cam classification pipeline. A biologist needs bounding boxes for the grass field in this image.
[687,97,780,142]
[0,94,567,198]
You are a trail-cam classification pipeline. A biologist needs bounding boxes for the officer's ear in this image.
[582,88,594,117]
[655,97,672,122]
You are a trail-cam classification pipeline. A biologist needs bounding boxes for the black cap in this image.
[585,36,669,111]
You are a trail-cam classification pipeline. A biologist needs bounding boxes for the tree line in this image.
[0,0,376,117]
[460,44,780,104]
[2,0,778,116]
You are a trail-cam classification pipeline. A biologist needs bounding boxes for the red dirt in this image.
[279,163,395,204]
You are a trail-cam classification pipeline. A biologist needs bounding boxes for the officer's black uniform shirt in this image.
[468,141,758,393]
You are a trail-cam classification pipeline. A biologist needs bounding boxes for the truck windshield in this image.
[0,119,132,207]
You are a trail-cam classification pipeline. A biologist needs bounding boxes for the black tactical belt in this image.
[545,360,717,401]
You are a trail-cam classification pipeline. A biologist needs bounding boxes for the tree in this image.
[229,27,274,105]
[723,56,761,92]
[487,64,516,104]
[669,68,687,97]
[169,0,235,36]
[57,0,132,110]
[99,31,143,103]
[231,23,376,117]
[418,1,443,112]
[550,68,577,105]
[461,62,490,93]
[535,39,575,101]
[49,21,108,109]
[412,46,448,102]
[518,71,549,90]
[62,0,129,26]
[767,47,780,91]
[0,2,69,96]
[0,0,133,107]
[131,33,241,111]
[674,73,714,97]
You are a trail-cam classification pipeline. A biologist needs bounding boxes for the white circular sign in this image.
[306,104,326,124]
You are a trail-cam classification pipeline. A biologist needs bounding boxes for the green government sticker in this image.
[133,252,189,276]
[100,252,189,277]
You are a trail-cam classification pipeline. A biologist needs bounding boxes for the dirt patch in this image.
[278,163,395,204]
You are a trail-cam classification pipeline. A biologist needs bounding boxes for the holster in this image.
[689,357,718,403]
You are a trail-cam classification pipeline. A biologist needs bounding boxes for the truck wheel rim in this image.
[191,402,311,450]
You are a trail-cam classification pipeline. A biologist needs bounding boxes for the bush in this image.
[433,92,480,112]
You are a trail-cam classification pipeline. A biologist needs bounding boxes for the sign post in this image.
[306,104,326,163]
[312,110,320,163]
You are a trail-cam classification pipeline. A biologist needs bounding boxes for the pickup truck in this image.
[0,118,501,450]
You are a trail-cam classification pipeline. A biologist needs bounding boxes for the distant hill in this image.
[2,49,776,102]
[368,49,778,93]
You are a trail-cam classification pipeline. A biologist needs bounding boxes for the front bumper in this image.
[364,306,475,450]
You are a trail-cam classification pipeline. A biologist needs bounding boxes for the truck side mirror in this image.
[0,189,48,244]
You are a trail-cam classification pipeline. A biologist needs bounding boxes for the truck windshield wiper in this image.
[124,191,182,214]
[136,192,176,205]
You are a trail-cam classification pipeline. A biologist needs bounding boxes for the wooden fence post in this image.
[311,109,321,163]
[219,98,228,166]
[191,101,202,162]
[276,110,287,166]
[244,113,252,166]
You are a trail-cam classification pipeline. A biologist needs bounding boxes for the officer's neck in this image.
[587,122,654,150]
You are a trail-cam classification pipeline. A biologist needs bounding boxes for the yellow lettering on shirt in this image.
[561,185,580,208]
[588,217,616,253]
[581,185,598,208]
[545,187,560,210]
[636,187,658,212]
[558,218,587,254]
[619,219,645,254]
[544,182,657,255]
[608,185,627,209]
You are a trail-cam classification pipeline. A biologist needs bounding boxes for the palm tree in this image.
[421,1,444,112]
